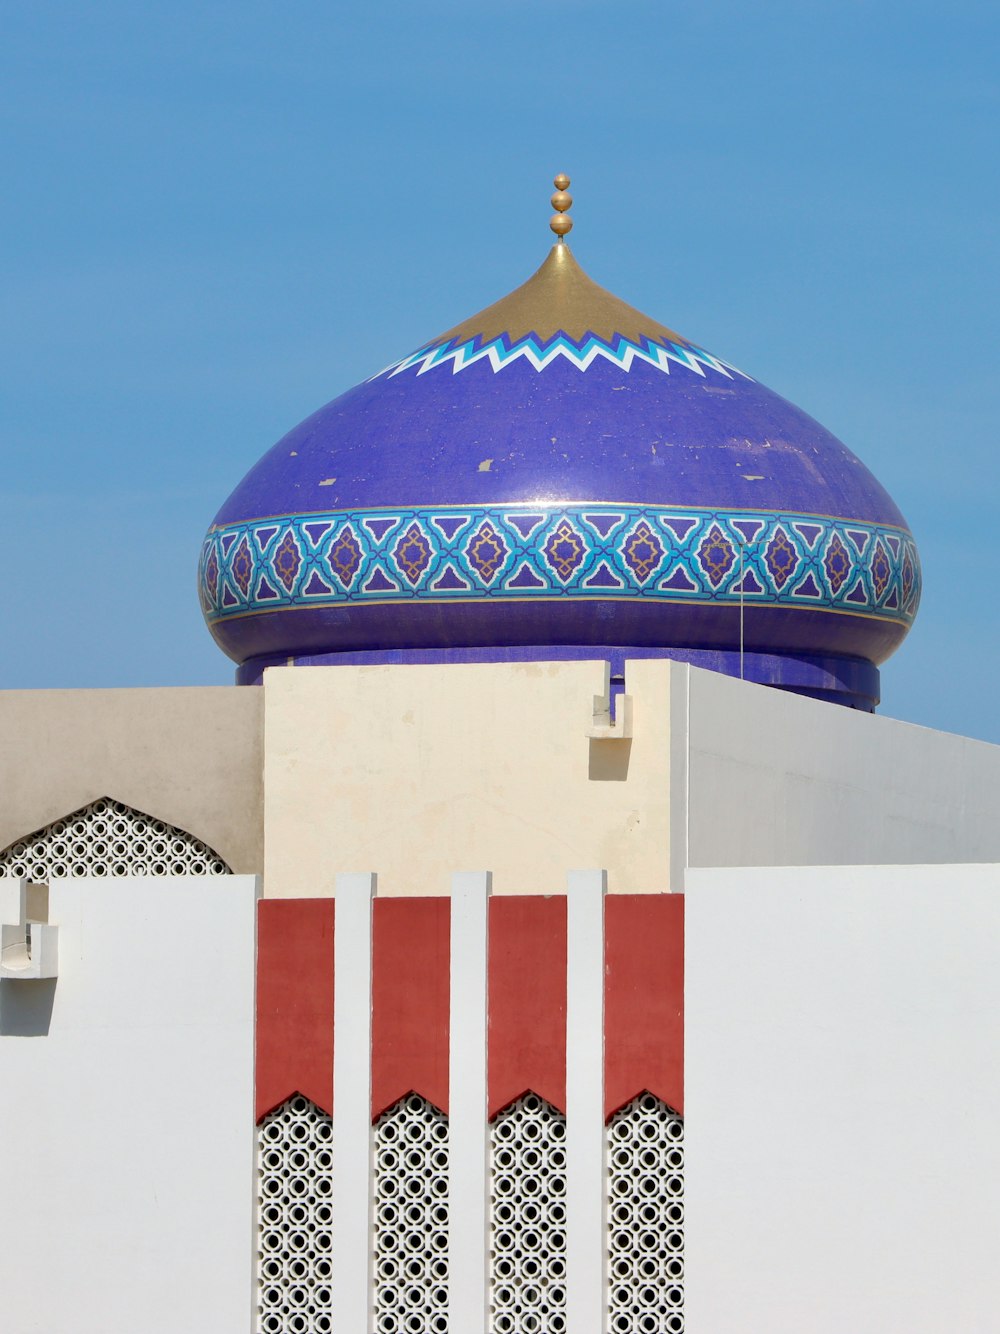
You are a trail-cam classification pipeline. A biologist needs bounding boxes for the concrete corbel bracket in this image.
[0,878,58,980]
[586,664,634,740]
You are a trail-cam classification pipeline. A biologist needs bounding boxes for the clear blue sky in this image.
[3,0,998,743]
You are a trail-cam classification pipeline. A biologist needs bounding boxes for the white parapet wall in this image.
[674,665,1000,874]
[684,861,1000,1334]
[0,873,258,1334]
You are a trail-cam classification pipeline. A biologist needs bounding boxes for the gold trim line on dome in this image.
[207,595,913,629]
[208,501,915,534]
[431,241,686,347]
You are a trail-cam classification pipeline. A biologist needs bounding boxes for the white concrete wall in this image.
[676,666,1000,874]
[685,862,1000,1334]
[0,874,257,1334]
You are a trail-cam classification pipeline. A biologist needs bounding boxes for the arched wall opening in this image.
[0,796,231,879]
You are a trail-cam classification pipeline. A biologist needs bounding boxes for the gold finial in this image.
[549,173,573,238]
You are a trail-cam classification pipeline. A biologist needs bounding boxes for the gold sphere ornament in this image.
[549,173,573,237]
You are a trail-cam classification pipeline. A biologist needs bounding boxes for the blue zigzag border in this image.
[373,331,753,380]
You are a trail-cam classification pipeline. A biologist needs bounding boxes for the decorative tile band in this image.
[374,331,752,380]
[200,503,920,626]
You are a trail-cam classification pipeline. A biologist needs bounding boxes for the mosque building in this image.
[1,179,998,1334]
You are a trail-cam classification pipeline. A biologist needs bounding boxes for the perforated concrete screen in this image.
[490,1093,568,1333]
[258,1096,334,1334]
[373,1094,449,1333]
[608,1094,685,1333]
[0,797,229,878]
[255,1090,685,1333]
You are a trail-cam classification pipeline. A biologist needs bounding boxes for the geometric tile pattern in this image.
[202,502,920,629]
[376,331,753,380]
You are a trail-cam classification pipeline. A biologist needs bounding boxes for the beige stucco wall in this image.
[263,659,672,897]
[0,687,264,873]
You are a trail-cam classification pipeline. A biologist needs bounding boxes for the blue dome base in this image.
[236,644,880,711]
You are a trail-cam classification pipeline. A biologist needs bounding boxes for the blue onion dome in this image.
[200,178,920,708]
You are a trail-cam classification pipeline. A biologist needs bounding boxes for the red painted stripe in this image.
[255,899,334,1122]
[604,894,684,1120]
[372,897,450,1118]
[254,894,682,1127]
[488,896,567,1118]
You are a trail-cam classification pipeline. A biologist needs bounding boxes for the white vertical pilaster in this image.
[566,868,608,1334]
[669,662,691,894]
[331,871,376,1333]
[448,870,491,1334]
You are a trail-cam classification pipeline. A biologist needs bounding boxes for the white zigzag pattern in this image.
[372,334,754,381]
